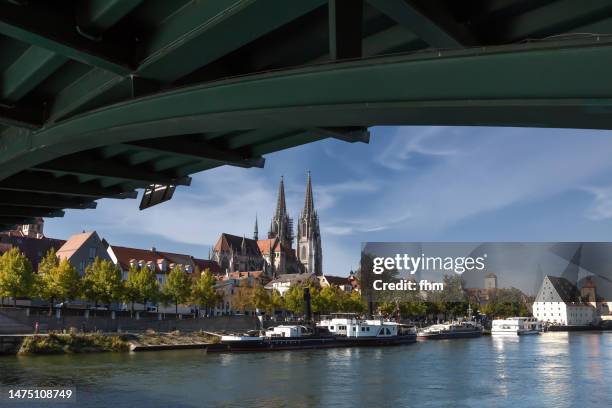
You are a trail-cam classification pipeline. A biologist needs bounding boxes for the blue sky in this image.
[45,126,612,275]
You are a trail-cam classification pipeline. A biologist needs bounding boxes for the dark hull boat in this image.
[212,316,417,353]
[212,333,416,352]
[417,322,483,340]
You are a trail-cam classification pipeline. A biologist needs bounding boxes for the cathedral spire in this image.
[268,176,293,247]
[302,171,314,217]
[275,176,287,217]
[253,214,259,240]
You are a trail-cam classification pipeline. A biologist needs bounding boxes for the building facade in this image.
[533,276,596,326]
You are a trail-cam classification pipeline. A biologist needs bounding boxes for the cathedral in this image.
[213,173,322,277]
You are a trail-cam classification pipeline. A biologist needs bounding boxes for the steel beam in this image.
[32,154,192,187]
[0,172,137,198]
[3,38,612,181]
[314,127,370,143]
[0,2,133,75]
[76,0,144,38]
[0,216,35,226]
[0,104,41,129]
[136,0,327,81]
[126,139,266,169]
[1,46,67,102]
[367,0,475,48]
[0,206,64,218]
[329,0,363,60]
[0,193,97,209]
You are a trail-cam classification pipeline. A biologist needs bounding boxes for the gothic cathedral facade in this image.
[296,172,322,276]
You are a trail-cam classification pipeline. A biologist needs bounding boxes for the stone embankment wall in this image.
[0,308,259,333]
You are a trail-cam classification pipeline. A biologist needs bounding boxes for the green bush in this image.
[18,333,129,355]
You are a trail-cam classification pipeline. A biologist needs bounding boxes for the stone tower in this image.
[269,176,293,248]
[297,172,322,275]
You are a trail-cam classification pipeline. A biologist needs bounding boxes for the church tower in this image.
[297,172,322,275]
[253,214,259,240]
[269,176,293,248]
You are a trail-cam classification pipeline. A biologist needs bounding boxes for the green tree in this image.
[138,266,160,310]
[269,289,285,315]
[312,285,338,315]
[192,269,220,315]
[283,284,306,315]
[399,300,428,319]
[0,247,35,306]
[82,257,123,309]
[36,248,60,314]
[232,284,255,313]
[162,266,192,315]
[123,265,141,315]
[251,285,270,313]
[54,259,81,304]
[339,290,367,314]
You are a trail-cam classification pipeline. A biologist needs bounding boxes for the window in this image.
[88,247,96,259]
[353,327,356,331]
[330,326,334,330]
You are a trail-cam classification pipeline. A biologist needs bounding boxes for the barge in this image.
[215,314,416,352]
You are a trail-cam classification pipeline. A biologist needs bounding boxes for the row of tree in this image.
[0,248,220,315]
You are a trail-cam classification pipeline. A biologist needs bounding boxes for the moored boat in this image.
[215,314,417,352]
[417,321,483,340]
[491,317,541,336]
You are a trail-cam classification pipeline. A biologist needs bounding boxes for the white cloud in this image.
[375,126,461,170]
[584,186,612,220]
[322,213,413,236]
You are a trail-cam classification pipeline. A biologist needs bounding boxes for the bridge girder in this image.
[0,1,611,229]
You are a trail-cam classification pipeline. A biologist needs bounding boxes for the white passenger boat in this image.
[417,321,483,339]
[491,317,541,336]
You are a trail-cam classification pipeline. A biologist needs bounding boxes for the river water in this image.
[0,332,610,408]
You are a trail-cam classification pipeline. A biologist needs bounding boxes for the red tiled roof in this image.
[257,238,278,254]
[0,234,65,271]
[110,245,194,273]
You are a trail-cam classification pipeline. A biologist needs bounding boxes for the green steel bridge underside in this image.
[2,0,612,229]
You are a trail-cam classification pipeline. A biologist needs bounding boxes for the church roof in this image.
[193,258,221,274]
[257,238,280,254]
[214,233,261,256]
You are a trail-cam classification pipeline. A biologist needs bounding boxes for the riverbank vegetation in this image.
[18,332,130,355]
[133,329,220,346]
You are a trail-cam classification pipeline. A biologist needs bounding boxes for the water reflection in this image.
[0,333,611,408]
